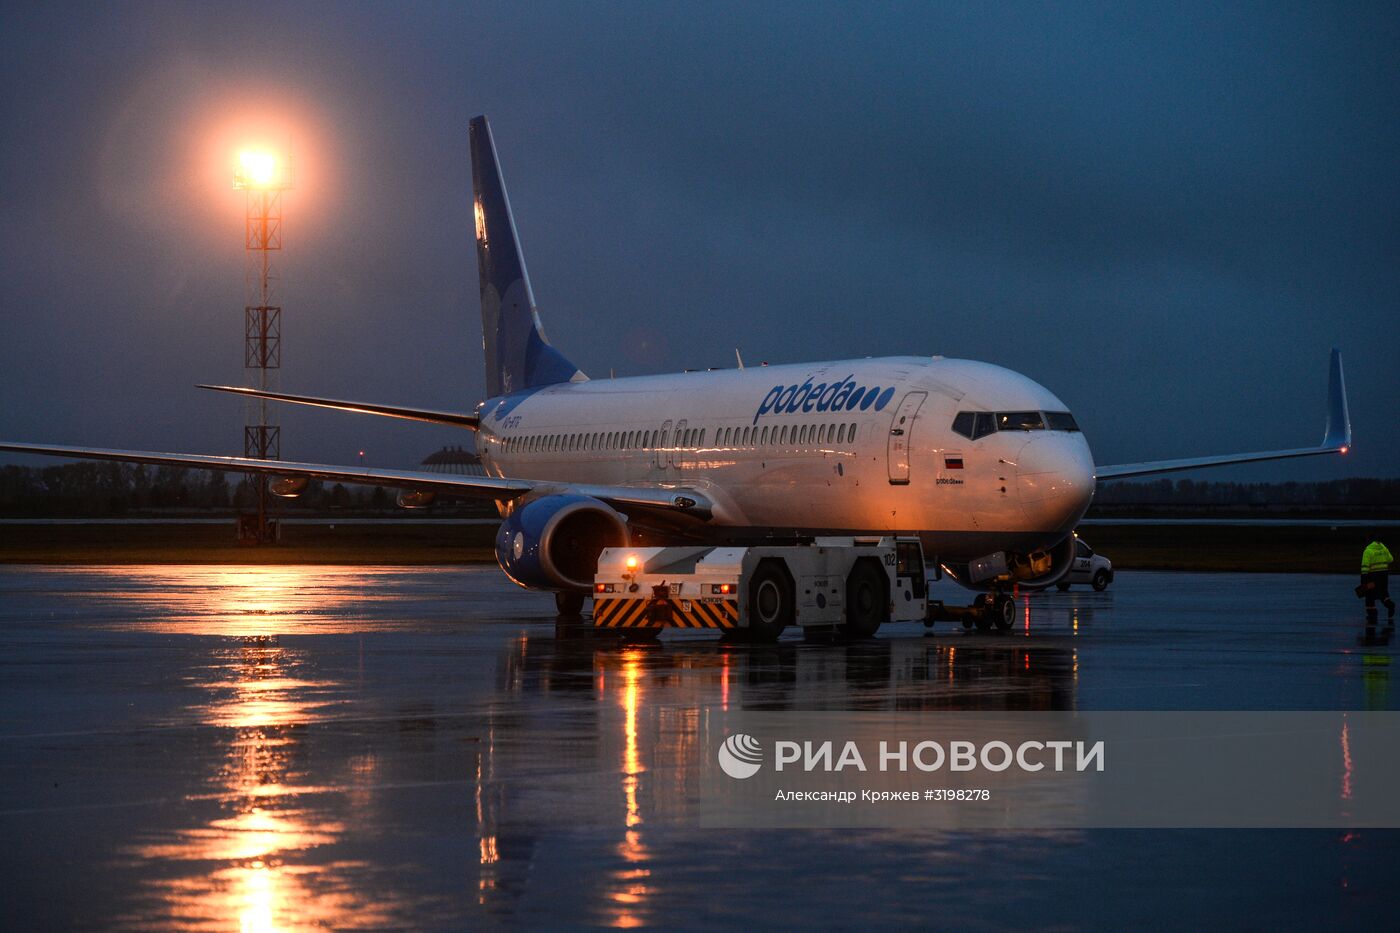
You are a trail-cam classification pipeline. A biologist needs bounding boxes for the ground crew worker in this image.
[1361,536,1395,626]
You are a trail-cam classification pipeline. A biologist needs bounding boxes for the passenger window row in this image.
[716,422,858,449]
[499,428,680,454]
[951,410,1079,440]
[495,422,861,455]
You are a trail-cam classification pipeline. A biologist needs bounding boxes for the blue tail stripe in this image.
[526,327,583,389]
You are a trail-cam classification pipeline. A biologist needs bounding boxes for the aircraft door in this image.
[671,419,687,470]
[887,391,928,485]
[654,420,673,470]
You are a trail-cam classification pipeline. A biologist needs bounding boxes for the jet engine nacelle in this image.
[269,476,310,499]
[494,494,629,592]
[943,533,1077,592]
[397,490,437,509]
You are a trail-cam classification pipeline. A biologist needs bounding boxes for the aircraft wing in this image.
[1095,348,1352,481]
[0,442,712,518]
[197,384,479,429]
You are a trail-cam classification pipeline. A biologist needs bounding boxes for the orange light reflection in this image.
[73,565,427,635]
[607,651,652,928]
[115,567,423,929]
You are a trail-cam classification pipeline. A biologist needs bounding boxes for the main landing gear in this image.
[555,591,586,618]
[970,592,1017,632]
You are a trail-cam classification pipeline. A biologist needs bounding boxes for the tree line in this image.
[1091,478,1400,513]
[0,463,495,517]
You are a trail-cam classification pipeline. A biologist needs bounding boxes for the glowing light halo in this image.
[235,148,286,190]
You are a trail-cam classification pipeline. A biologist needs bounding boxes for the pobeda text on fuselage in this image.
[753,376,892,423]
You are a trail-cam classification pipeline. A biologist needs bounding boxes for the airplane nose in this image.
[1016,434,1095,533]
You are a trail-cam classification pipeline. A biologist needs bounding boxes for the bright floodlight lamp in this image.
[234,149,281,189]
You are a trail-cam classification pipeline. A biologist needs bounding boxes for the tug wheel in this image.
[746,560,794,643]
[839,559,888,640]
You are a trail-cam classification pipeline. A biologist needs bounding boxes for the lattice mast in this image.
[233,151,291,543]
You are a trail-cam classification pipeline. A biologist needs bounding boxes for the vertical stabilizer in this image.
[469,115,585,397]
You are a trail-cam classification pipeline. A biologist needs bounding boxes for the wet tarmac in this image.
[2,565,1398,929]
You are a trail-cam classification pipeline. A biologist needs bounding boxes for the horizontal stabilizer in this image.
[1096,348,1351,481]
[198,385,479,429]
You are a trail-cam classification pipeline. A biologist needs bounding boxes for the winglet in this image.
[1322,347,1352,450]
[1094,347,1355,481]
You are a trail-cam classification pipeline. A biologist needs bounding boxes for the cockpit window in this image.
[958,410,1079,437]
[952,411,997,440]
[996,411,1045,431]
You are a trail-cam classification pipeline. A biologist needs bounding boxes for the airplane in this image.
[0,115,1352,636]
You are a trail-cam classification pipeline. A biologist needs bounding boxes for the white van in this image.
[1056,537,1114,592]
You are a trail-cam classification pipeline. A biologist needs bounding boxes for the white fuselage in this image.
[475,356,1096,559]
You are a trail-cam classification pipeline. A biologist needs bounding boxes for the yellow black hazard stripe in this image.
[593,597,652,628]
[594,597,740,629]
[673,598,740,629]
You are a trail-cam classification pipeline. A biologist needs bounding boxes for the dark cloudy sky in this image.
[2,1,1396,480]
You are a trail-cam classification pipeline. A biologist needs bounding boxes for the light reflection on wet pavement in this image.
[1,565,1397,929]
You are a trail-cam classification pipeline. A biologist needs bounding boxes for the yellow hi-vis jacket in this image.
[1362,541,1393,573]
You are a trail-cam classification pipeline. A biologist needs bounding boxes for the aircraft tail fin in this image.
[469,115,585,397]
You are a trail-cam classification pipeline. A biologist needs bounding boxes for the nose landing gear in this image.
[927,590,1017,633]
[969,592,1016,632]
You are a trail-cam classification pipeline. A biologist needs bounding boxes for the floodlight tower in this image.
[234,150,291,544]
